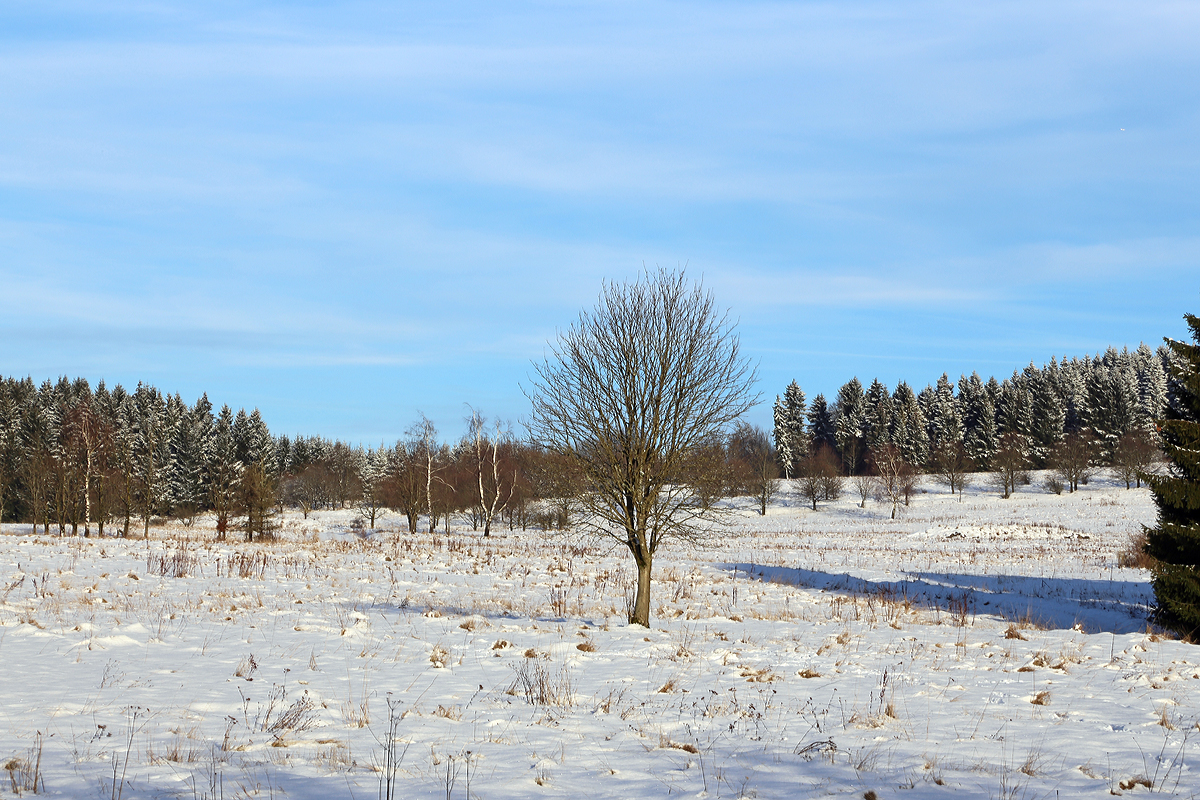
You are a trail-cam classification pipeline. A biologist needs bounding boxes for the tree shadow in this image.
[720,562,1153,635]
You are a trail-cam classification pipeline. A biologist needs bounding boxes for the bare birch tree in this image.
[465,408,516,537]
[526,269,757,627]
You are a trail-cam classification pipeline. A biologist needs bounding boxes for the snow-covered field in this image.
[1,473,1196,799]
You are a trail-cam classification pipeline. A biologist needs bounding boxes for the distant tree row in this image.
[773,344,1170,498]
[0,376,277,538]
[0,376,783,536]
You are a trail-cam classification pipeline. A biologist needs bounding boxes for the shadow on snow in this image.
[719,563,1154,635]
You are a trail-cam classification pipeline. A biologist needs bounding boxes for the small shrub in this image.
[508,660,574,707]
[1043,476,1064,495]
[1118,530,1156,569]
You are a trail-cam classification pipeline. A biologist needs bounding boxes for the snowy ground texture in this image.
[1,473,1197,799]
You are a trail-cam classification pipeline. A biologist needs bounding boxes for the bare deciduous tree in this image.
[991,432,1030,498]
[1111,428,1158,489]
[870,443,913,520]
[729,423,779,516]
[381,439,425,533]
[465,408,517,537]
[931,440,972,498]
[1049,431,1095,493]
[853,473,876,509]
[527,269,757,627]
[797,445,840,511]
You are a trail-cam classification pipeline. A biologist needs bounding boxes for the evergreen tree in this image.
[132,384,167,537]
[0,383,16,524]
[207,405,242,540]
[1136,342,1168,434]
[834,378,866,474]
[275,434,293,477]
[863,379,893,451]
[807,394,836,454]
[995,374,1032,440]
[166,394,213,522]
[959,373,998,469]
[1026,364,1066,467]
[1060,357,1089,433]
[891,381,929,467]
[1083,348,1140,462]
[1144,312,1200,639]
[925,373,963,451]
[783,381,809,466]
[772,395,794,479]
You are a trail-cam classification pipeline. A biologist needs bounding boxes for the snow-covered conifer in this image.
[772,395,794,479]
[925,374,963,451]
[958,373,998,469]
[834,378,866,474]
[891,382,928,467]
[806,394,836,453]
[863,379,893,451]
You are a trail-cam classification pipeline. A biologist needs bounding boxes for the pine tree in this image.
[1144,312,1200,639]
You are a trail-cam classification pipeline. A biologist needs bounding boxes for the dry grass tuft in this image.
[1118,530,1155,569]
[658,735,699,754]
[1119,777,1153,791]
[1030,691,1050,706]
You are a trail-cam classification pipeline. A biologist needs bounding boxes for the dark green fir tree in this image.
[1144,311,1200,639]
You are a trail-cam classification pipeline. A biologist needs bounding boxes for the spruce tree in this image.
[959,373,998,470]
[925,374,963,452]
[207,405,242,540]
[1144,312,1200,639]
[863,379,893,451]
[891,382,928,467]
[783,381,809,467]
[834,378,866,474]
[772,395,794,479]
[807,394,837,454]
[1026,365,1066,468]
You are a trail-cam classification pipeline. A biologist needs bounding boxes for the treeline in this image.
[773,344,1170,501]
[0,377,780,538]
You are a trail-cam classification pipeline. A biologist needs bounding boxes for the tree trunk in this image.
[631,548,652,627]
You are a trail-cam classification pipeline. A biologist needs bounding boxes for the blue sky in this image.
[2,1,1197,443]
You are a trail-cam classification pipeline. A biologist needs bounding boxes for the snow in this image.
[0,472,1196,799]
